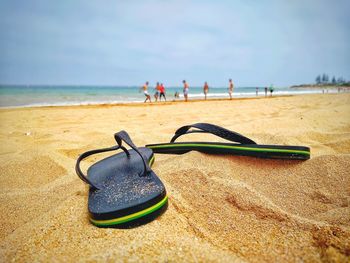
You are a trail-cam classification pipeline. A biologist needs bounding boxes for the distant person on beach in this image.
[256,87,259,96]
[269,85,274,97]
[203,82,209,100]
[154,82,160,102]
[140,81,151,103]
[264,87,268,97]
[159,83,166,101]
[183,80,189,102]
[228,79,234,99]
[174,91,180,99]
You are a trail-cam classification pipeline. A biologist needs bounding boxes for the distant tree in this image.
[322,73,327,83]
[325,74,329,83]
[332,76,336,84]
[316,75,321,84]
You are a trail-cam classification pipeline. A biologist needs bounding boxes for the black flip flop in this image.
[146,123,310,160]
[76,131,168,228]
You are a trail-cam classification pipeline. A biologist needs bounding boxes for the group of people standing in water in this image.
[140,82,166,103]
[141,79,237,103]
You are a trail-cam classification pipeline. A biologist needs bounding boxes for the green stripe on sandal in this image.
[90,195,168,226]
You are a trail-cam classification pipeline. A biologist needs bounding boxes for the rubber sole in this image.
[90,195,168,227]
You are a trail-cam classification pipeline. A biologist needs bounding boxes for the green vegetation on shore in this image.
[290,73,349,88]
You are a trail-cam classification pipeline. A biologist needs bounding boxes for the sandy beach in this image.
[0,93,349,262]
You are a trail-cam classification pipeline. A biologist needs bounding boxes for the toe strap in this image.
[115,131,152,176]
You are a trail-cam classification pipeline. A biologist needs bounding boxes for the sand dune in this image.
[0,94,349,262]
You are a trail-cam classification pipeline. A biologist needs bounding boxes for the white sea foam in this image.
[0,100,145,109]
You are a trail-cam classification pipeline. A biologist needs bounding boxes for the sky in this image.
[0,0,349,87]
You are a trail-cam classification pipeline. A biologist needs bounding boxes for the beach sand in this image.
[0,94,349,262]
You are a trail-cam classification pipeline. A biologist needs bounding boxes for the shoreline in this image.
[0,93,341,111]
[0,94,283,110]
[2,85,347,109]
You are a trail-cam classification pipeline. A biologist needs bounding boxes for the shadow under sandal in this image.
[76,131,168,228]
[146,123,310,160]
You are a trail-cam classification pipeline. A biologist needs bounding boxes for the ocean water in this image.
[0,85,326,108]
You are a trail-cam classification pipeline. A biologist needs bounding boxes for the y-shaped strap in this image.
[170,123,257,145]
[114,130,152,177]
[75,130,151,190]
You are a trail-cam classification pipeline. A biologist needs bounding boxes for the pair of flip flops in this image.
[76,123,310,228]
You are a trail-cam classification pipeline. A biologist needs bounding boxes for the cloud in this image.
[0,0,349,86]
